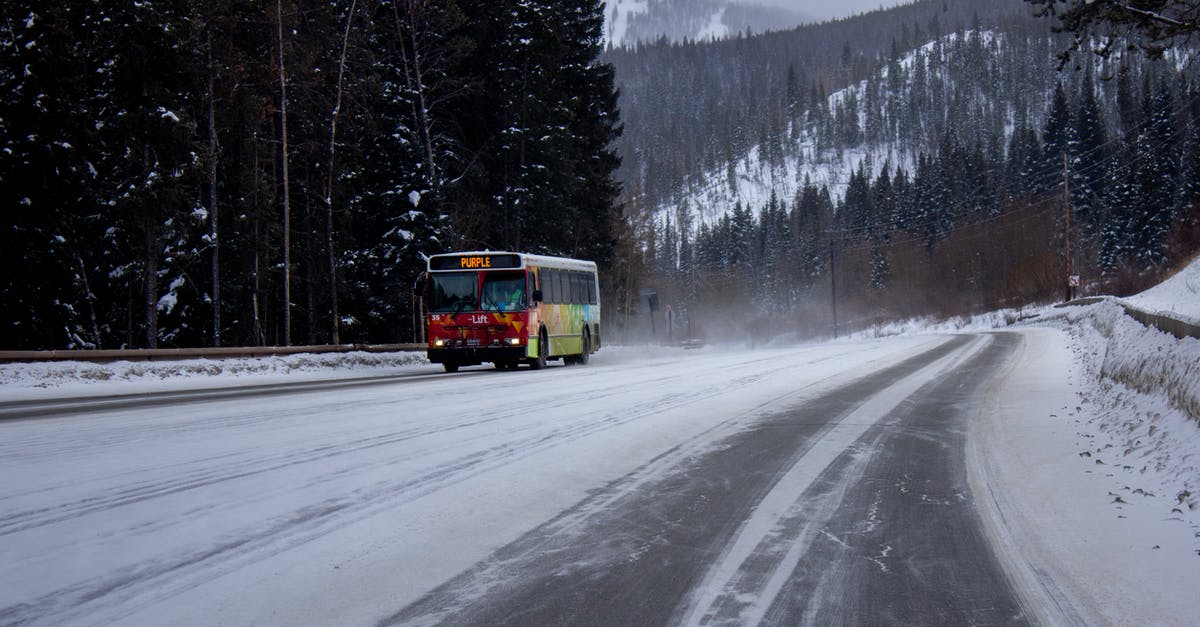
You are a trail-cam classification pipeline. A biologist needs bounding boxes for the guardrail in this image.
[0,343,426,364]
[1056,297,1200,341]
[1119,307,1200,341]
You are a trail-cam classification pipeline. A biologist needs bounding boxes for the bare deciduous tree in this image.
[276,0,293,346]
[324,0,359,346]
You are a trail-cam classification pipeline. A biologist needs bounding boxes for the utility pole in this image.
[1063,152,1072,302]
[829,237,839,339]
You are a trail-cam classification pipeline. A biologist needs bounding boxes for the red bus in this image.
[423,251,601,372]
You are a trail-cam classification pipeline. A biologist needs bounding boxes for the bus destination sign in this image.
[430,253,521,271]
[459,256,492,269]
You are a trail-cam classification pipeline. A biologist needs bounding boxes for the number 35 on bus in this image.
[419,252,601,373]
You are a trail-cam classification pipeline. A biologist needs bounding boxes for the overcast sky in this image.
[737,0,914,21]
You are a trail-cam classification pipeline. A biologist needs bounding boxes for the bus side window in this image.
[568,272,578,304]
[573,272,585,304]
[547,269,559,304]
[588,276,597,305]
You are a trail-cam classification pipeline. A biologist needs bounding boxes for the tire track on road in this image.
[0,344,883,625]
[682,334,997,625]
[378,336,974,626]
[0,350,808,535]
[746,332,1025,625]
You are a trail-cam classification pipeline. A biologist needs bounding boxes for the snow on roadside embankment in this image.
[1121,254,1200,326]
[970,324,1200,626]
[0,351,431,401]
[0,345,685,402]
[1043,282,1200,514]
[970,257,1200,625]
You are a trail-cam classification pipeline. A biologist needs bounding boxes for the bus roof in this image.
[427,251,596,273]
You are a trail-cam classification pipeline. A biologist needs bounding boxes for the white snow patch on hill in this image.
[604,0,649,46]
[1121,255,1200,325]
[660,31,988,228]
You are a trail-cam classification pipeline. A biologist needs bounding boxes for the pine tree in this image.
[791,178,832,282]
[840,163,873,237]
[676,200,696,307]
[1179,86,1200,213]
[1041,81,1072,195]
[456,0,620,265]
[1005,124,1043,201]
[0,4,99,348]
[729,201,754,273]
[95,1,206,348]
[1071,70,1109,241]
[336,1,466,342]
[564,0,624,265]
[1135,78,1178,266]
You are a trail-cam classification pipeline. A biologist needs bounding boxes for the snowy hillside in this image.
[1122,256,1200,325]
[660,31,988,226]
[604,0,811,47]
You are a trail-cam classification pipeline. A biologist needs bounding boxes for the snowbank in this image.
[0,346,700,402]
[970,327,1200,626]
[1121,256,1200,326]
[845,306,1042,339]
[0,351,430,401]
[1037,301,1200,509]
[1045,300,1200,424]
[985,272,1200,625]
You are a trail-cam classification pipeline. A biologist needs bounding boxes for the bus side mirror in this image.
[413,273,429,309]
[532,289,543,303]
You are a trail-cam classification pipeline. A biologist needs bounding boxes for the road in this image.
[1,332,1044,625]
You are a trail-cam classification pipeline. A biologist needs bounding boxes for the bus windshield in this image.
[481,272,527,312]
[429,272,477,313]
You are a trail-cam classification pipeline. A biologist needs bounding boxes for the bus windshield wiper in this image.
[482,289,502,312]
[449,298,472,321]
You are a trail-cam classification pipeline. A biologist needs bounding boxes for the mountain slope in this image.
[667,30,1008,225]
[604,0,812,46]
[617,0,1200,338]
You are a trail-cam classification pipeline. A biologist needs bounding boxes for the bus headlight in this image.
[434,339,446,347]
[506,337,522,346]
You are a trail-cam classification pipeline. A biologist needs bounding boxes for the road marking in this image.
[680,334,992,626]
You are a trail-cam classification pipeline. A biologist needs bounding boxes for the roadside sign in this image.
[640,288,659,312]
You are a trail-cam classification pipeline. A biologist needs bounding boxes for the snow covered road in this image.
[1,329,1195,625]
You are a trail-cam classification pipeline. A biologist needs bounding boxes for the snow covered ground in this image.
[1,259,1198,624]
[0,350,431,402]
[971,325,1199,625]
[1,336,955,624]
[1121,253,1200,326]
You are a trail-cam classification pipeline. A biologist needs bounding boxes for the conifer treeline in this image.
[0,0,621,350]
[636,23,1200,339]
[606,0,1035,210]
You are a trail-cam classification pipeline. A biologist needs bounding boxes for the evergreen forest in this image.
[3,0,1200,350]
[1,0,620,349]
[610,0,1200,341]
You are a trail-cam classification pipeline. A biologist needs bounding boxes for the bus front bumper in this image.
[427,345,527,366]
